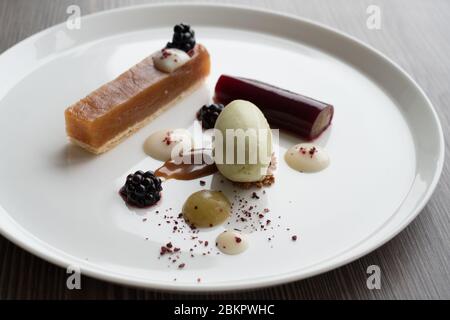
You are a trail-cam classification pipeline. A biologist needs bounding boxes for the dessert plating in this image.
[73,23,337,265]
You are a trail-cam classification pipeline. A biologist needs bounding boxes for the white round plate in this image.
[0,4,444,291]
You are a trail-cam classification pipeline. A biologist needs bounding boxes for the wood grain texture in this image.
[0,0,449,300]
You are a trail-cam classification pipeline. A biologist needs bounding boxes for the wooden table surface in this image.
[0,0,449,300]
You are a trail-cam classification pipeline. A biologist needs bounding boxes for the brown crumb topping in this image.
[233,174,275,189]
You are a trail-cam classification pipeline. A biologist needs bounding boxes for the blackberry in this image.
[197,103,224,129]
[120,170,162,208]
[166,23,196,53]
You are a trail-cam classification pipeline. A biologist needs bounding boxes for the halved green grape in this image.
[182,190,230,228]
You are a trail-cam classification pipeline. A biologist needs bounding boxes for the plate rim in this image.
[0,2,445,292]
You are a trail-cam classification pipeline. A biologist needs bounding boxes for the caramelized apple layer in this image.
[65,44,210,153]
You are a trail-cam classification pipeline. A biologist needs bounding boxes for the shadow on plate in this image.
[53,143,97,168]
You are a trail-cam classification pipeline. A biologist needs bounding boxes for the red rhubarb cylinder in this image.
[214,75,334,140]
